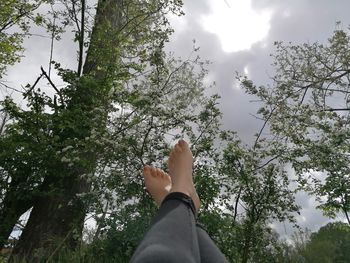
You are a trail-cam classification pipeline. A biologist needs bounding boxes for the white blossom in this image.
[61,156,70,163]
[62,145,74,152]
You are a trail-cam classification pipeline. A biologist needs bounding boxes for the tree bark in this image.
[0,188,32,249]
[241,225,252,263]
[11,175,89,260]
[0,111,8,135]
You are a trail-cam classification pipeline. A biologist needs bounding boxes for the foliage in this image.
[277,222,350,263]
[0,0,239,259]
[0,0,307,261]
[301,222,350,263]
[214,131,299,262]
[240,28,350,225]
[81,53,226,261]
[0,0,45,78]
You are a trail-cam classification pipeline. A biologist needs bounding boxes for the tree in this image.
[0,2,48,248]
[281,222,350,263]
[217,133,299,263]
[301,222,350,263]
[0,0,43,79]
[240,28,350,225]
[73,55,225,261]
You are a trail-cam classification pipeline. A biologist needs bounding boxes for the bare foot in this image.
[143,165,172,206]
[168,139,201,212]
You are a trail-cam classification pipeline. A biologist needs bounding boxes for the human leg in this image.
[131,192,200,263]
[131,140,201,263]
[196,225,229,263]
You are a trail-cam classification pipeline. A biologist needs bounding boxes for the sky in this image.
[166,0,350,238]
[3,0,350,239]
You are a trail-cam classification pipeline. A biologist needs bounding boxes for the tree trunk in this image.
[241,227,252,263]
[0,191,32,249]
[241,216,256,263]
[11,175,89,260]
[11,0,123,260]
[344,208,350,225]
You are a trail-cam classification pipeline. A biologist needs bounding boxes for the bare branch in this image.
[40,67,64,105]
[321,108,350,112]
[77,0,85,77]
[24,73,44,97]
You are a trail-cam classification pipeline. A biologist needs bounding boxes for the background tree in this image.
[302,222,350,263]
[0,0,44,79]
[277,222,350,263]
[241,28,350,225]
[214,133,299,263]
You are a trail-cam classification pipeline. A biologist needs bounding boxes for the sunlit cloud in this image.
[243,65,249,75]
[201,0,272,53]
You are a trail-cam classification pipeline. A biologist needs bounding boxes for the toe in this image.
[143,165,151,176]
[150,166,157,177]
[158,168,165,178]
[168,153,174,163]
[178,139,186,147]
[174,144,182,153]
[165,172,171,181]
[179,139,189,150]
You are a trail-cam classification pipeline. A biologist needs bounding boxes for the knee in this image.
[132,244,171,263]
[132,244,194,263]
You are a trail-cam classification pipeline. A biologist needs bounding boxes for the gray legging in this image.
[131,192,228,263]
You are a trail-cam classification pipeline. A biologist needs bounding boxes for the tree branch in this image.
[24,73,44,97]
[321,108,350,112]
[40,67,64,105]
[77,0,85,77]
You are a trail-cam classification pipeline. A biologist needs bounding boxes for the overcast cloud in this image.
[166,0,350,237]
[3,0,350,238]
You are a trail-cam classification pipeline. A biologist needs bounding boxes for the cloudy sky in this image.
[3,0,350,238]
[167,0,350,237]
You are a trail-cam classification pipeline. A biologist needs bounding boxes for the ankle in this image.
[163,192,197,216]
[170,185,193,197]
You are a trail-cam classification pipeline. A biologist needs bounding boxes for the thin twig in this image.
[48,5,56,77]
[45,229,73,263]
[0,81,24,94]
[24,73,44,97]
[40,67,64,105]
